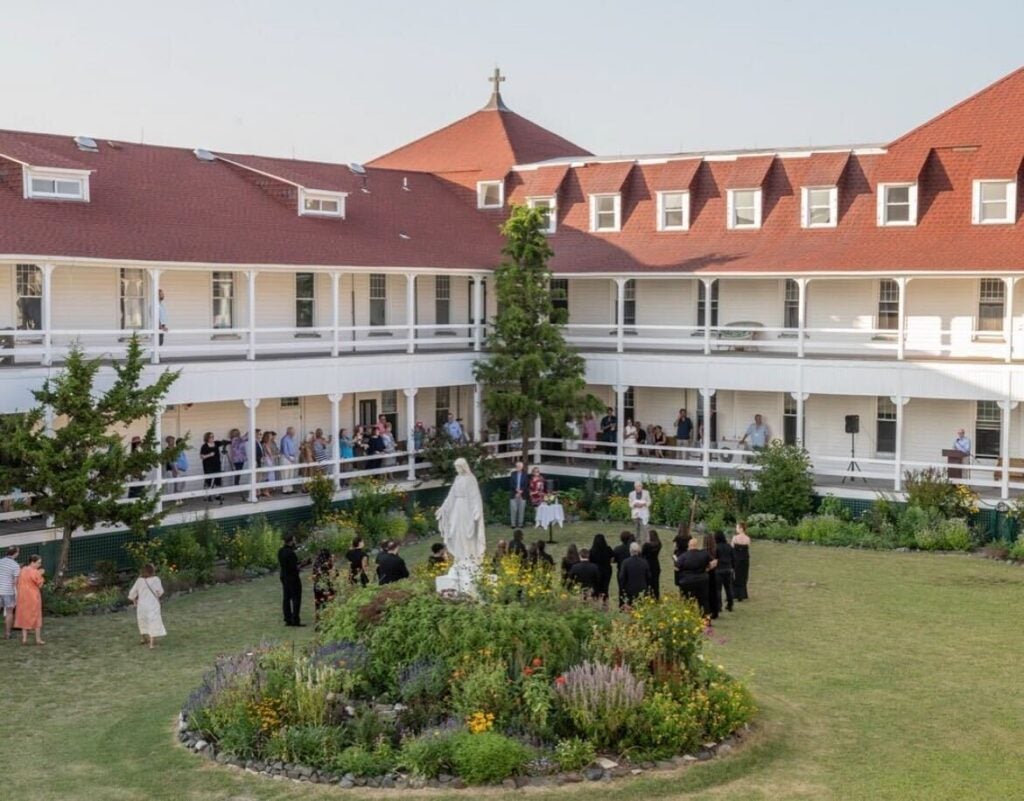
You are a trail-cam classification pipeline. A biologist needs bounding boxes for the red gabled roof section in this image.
[518,165,571,198]
[721,155,775,188]
[801,151,850,187]
[643,159,702,191]
[576,162,634,195]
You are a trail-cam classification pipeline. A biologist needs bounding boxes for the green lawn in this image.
[2,526,1023,801]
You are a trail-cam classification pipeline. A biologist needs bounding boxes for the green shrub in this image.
[41,585,127,616]
[555,661,645,748]
[224,516,280,570]
[553,737,596,772]
[305,473,336,525]
[450,658,515,723]
[202,692,261,759]
[915,518,972,551]
[624,689,701,759]
[1009,538,1024,561]
[703,477,740,524]
[191,514,224,558]
[651,482,692,527]
[332,743,395,777]
[817,494,851,520]
[94,559,120,588]
[904,468,979,518]
[449,731,532,785]
[486,488,511,525]
[398,729,458,778]
[161,528,214,581]
[744,512,792,541]
[384,512,409,541]
[751,442,814,522]
[698,665,758,741]
[607,495,631,522]
[264,724,349,765]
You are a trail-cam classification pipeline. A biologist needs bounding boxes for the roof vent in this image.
[106,140,123,150]
[348,163,367,176]
[399,232,411,240]
[402,177,411,191]
[74,136,99,152]
[193,148,216,162]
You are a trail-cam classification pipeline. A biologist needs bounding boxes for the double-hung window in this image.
[877,183,917,226]
[527,197,556,233]
[477,181,504,209]
[296,272,315,329]
[975,401,1001,458]
[16,264,42,330]
[657,191,690,231]
[369,274,387,327]
[972,180,1016,225]
[802,186,837,228]
[697,280,719,328]
[783,394,800,446]
[727,189,762,229]
[876,397,897,455]
[435,386,451,429]
[783,279,800,330]
[877,279,899,331]
[120,268,146,330]
[435,275,451,326]
[212,271,235,329]
[977,278,1005,333]
[590,194,621,232]
[550,278,569,323]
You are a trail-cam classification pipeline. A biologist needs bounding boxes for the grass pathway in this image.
[1,531,1022,800]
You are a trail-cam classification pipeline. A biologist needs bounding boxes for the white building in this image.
[4,68,1024,544]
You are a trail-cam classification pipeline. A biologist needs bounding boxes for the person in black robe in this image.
[618,542,652,606]
[612,530,635,607]
[344,536,369,586]
[567,548,601,598]
[674,536,716,618]
[277,534,303,626]
[560,543,581,586]
[732,521,751,601]
[589,534,614,603]
[714,531,735,612]
[367,426,385,471]
[508,529,528,563]
[703,532,720,619]
[533,540,555,570]
[376,540,409,585]
[641,529,663,600]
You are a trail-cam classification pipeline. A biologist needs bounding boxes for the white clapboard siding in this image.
[635,279,693,328]
[718,279,783,329]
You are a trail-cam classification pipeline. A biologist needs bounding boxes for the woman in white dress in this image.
[563,419,580,464]
[623,419,639,468]
[128,563,166,649]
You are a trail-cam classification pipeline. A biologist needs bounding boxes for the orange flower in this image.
[555,675,566,686]
[531,657,543,668]
[523,667,534,676]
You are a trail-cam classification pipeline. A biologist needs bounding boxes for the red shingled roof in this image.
[575,162,634,195]
[721,155,775,188]
[643,159,702,191]
[518,165,571,197]
[0,130,504,268]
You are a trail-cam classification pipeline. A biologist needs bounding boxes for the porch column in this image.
[329,393,342,490]
[40,263,55,366]
[790,391,809,447]
[404,389,418,480]
[1004,276,1017,364]
[244,398,260,502]
[892,395,909,492]
[406,273,417,354]
[330,271,341,357]
[896,277,907,361]
[472,276,484,352]
[534,416,543,465]
[473,383,482,442]
[246,269,258,361]
[153,406,164,514]
[147,268,162,365]
[999,399,1018,500]
[615,385,626,471]
[700,388,715,477]
[701,278,713,356]
[615,278,626,354]
[797,278,808,358]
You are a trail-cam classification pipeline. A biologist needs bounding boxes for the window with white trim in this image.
[24,168,88,201]
[15,264,42,330]
[527,196,556,233]
[801,186,838,228]
[280,397,300,408]
[212,271,235,329]
[435,275,450,326]
[120,268,146,330]
[369,274,387,327]
[697,280,719,327]
[381,390,398,432]
[727,189,762,229]
[972,180,1016,225]
[783,279,800,330]
[299,189,345,218]
[975,400,1001,458]
[435,386,451,429]
[783,394,800,446]
[878,279,899,331]
[550,278,568,323]
[978,278,1005,333]
[657,191,690,231]
[876,397,897,455]
[296,272,315,329]
[623,386,635,423]
[877,183,917,226]
[589,194,621,232]
[477,181,504,209]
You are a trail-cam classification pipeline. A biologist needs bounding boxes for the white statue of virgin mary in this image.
[434,458,486,594]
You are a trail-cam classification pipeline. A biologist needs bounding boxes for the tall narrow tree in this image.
[473,205,602,459]
[0,337,183,581]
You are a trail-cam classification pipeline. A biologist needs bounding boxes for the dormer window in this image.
[972,180,1016,225]
[589,194,621,232]
[527,196,556,233]
[298,188,346,218]
[24,167,89,201]
[477,180,504,209]
[727,188,762,229]
[801,186,838,228]
[656,191,690,231]
[877,183,917,226]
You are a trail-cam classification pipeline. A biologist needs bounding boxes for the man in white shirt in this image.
[444,413,464,443]
[279,426,298,494]
[739,414,771,451]
[953,429,972,456]
[629,481,652,542]
[0,545,21,639]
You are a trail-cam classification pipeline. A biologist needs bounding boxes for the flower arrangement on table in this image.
[543,492,559,505]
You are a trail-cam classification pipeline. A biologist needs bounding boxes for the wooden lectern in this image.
[942,449,967,480]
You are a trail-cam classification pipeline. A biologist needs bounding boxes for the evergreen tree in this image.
[473,205,602,459]
[0,337,183,582]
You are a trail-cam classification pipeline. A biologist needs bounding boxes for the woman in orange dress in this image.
[14,554,45,645]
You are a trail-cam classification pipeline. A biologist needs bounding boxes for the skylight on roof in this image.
[193,148,216,162]
[74,136,98,152]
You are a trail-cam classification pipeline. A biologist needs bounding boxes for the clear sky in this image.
[3,0,1022,164]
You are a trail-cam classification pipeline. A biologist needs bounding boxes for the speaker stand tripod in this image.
[842,432,867,484]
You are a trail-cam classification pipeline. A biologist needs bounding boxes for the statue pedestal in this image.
[435,560,479,597]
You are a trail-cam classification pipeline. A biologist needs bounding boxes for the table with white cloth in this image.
[534,502,565,529]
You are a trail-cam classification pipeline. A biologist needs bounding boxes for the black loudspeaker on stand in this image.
[842,415,867,484]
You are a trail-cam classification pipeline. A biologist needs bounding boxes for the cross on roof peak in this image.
[483,66,510,111]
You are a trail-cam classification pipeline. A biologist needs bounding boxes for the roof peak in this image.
[482,67,510,111]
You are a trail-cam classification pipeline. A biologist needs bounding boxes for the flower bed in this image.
[180,564,755,787]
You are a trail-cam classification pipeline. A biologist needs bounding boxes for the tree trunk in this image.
[56,523,73,586]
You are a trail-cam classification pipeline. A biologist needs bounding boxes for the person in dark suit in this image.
[567,548,601,597]
[508,529,528,563]
[714,531,735,612]
[589,534,614,603]
[618,542,651,606]
[641,529,663,600]
[508,461,529,528]
[612,530,635,607]
[367,426,386,470]
[561,543,581,586]
[674,535,716,618]
[277,534,303,626]
[376,540,409,585]
[599,407,617,455]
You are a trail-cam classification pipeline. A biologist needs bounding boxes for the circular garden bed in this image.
[180,562,755,788]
